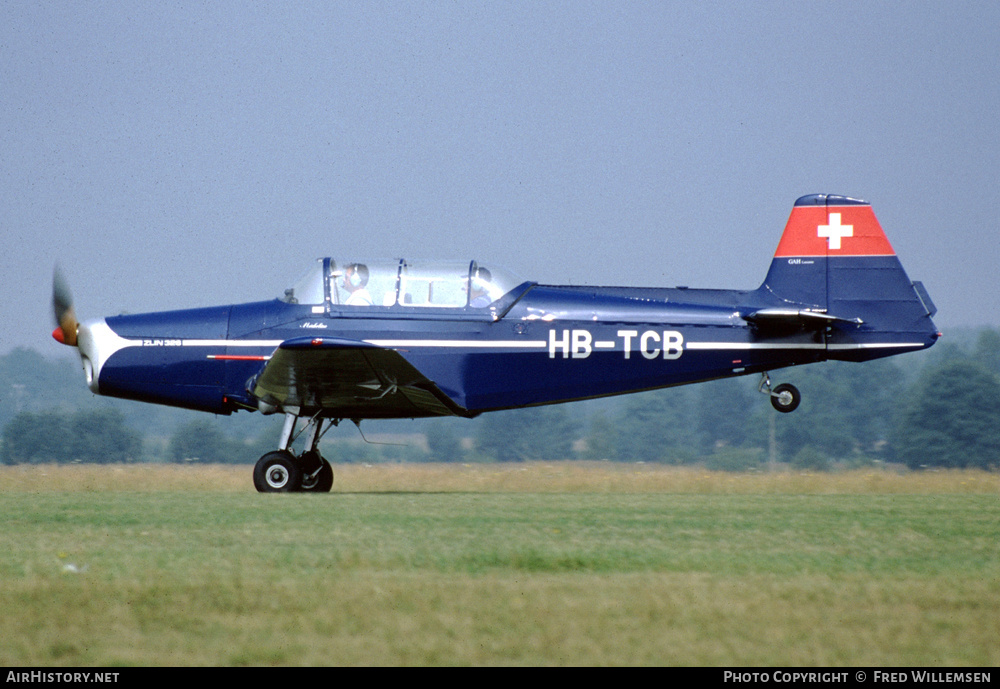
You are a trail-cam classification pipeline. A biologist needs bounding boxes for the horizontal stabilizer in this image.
[744,308,863,328]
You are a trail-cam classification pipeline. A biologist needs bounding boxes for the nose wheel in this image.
[759,373,801,413]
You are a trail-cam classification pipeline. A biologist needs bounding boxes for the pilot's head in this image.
[345,263,369,290]
[471,267,491,293]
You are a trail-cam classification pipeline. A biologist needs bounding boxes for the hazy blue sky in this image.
[3,1,998,356]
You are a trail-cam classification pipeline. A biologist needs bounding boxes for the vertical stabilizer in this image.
[760,194,938,360]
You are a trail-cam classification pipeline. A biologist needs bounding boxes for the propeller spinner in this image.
[52,266,78,347]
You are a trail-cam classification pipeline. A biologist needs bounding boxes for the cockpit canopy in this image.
[282,259,524,309]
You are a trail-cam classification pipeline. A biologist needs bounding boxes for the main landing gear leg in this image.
[252,412,334,493]
[759,372,801,413]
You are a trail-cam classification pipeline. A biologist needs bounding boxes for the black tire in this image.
[770,383,801,413]
[253,451,302,492]
[300,454,334,493]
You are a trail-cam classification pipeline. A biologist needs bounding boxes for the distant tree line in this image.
[1,408,141,464]
[2,328,999,469]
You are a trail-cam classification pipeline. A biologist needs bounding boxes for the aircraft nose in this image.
[75,319,104,394]
[74,318,139,396]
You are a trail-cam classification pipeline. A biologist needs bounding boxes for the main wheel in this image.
[253,451,302,492]
[299,452,334,493]
[770,383,801,413]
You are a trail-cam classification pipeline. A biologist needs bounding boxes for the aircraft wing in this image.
[250,337,462,418]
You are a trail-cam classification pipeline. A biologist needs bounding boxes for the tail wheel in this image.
[770,383,801,413]
[253,451,302,492]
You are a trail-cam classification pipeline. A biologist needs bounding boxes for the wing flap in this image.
[251,337,464,417]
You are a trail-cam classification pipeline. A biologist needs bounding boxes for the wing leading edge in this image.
[250,337,467,418]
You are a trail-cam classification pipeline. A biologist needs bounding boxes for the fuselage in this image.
[76,278,937,418]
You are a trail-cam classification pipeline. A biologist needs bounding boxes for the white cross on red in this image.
[817,213,853,250]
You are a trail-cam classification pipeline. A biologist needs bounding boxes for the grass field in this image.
[1,463,997,666]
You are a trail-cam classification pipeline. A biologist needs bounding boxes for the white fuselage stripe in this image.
[828,343,924,350]
[182,339,284,348]
[686,342,824,351]
[364,339,547,348]
[688,342,923,351]
[106,334,926,353]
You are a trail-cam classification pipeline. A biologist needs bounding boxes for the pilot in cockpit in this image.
[343,263,373,306]
[469,266,493,307]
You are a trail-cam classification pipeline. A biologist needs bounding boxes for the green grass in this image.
[1,464,997,665]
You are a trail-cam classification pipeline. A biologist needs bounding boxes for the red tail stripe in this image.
[774,205,896,258]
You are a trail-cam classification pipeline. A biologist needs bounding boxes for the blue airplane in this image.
[53,194,939,491]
